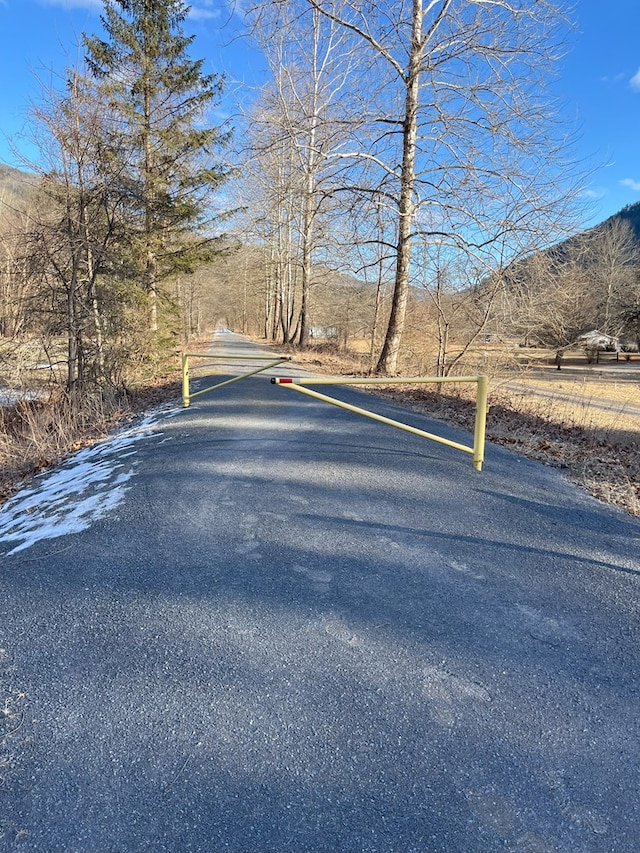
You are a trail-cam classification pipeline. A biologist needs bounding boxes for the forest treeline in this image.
[1,0,640,400]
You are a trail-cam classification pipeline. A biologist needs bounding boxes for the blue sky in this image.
[0,0,638,228]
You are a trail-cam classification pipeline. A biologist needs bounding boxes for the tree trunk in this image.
[143,58,158,334]
[297,6,321,349]
[67,265,79,394]
[375,0,421,374]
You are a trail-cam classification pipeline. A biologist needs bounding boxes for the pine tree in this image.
[84,0,230,334]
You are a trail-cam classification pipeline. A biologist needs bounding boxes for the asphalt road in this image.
[1,331,639,853]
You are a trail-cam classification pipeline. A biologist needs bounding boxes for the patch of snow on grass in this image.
[0,388,45,407]
[0,405,181,556]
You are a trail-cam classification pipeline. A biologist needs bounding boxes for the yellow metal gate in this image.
[181,352,291,407]
[272,375,488,471]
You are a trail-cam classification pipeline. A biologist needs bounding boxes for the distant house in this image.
[575,331,620,352]
[555,330,621,368]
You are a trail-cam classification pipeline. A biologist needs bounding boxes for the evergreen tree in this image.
[84,0,231,333]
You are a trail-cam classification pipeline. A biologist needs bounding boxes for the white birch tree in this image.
[300,0,580,373]
[243,0,357,344]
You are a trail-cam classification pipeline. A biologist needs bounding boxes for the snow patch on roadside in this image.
[0,405,181,557]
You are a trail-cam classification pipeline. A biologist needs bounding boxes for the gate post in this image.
[473,375,488,471]
[182,354,190,408]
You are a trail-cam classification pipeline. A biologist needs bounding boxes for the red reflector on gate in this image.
[279,377,293,383]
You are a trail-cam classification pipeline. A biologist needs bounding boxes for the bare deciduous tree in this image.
[300,0,581,373]
[22,66,133,392]
[503,218,640,348]
[583,218,640,336]
[242,0,356,345]
[0,189,36,341]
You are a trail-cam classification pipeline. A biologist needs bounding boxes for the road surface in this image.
[1,331,639,853]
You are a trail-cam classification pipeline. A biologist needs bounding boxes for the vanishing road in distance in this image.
[1,330,638,852]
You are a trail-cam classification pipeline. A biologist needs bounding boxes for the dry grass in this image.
[380,385,638,518]
[523,377,639,404]
[0,332,219,507]
[293,344,640,518]
[0,381,180,506]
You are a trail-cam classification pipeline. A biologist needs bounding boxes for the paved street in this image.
[1,331,639,852]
